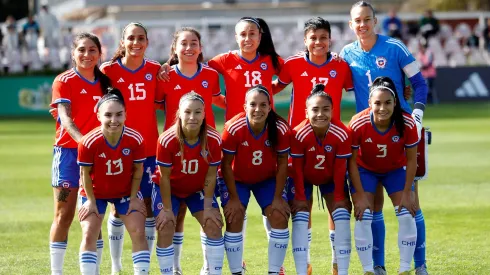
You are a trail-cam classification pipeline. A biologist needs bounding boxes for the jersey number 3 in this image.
[376,144,387,158]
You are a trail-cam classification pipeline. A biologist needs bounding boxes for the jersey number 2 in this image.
[314,155,325,170]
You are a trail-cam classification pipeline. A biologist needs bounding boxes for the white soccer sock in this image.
[80,251,97,275]
[224,231,244,273]
[292,212,309,275]
[173,232,184,271]
[307,228,312,264]
[145,218,156,256]
[157,245,174,275]
[395,206,417,272]
[50,241,67,275]
[206,237,225,275]
[132,250,150,275]
[107,214,124,273]
[242,214,248,247]
[268,228,289,273]
[329,230,337,264]
[354,210,374,273]
[200,230,208,271]
[332,208,351,275]
[96,239,103,275]
[263,215,271,241]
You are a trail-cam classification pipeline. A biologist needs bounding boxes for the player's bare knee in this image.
[157,225,174,247]
[54,207,75,228]
[268,211,289,229]
[203,222,222,239]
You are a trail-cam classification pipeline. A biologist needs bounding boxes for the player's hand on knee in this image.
[156,209,175,231]
[354,194,372,221]
[127,197,146,216]
[224,197,244,224]
[291,199,308,214]
[398,190,417,217]
[203,208,223,229]
[79,200,99,221]
[270,197,290,220]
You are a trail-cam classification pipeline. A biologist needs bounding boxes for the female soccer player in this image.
[341,3,428,274]
[348,77,419,275]
[152,92,224,275]
[49,32,111,275]
[158,17,283,273]
[220,85,290,275]
[77,89,149,275]
[288,83,368,275]
[272,17,354,274]
[100,22,164,273]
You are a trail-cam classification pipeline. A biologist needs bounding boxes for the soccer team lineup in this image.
[48,1,432,275]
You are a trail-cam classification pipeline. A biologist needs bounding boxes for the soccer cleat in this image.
[374,266,387,275]
[307,263,312,275]
[279,266,286,275]
[199,267,209,275]
[415,266,428,275]
[174,270,183,275]
[332,263,338,275]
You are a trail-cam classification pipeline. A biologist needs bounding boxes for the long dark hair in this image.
[96,88,125,112]
[174,92,209,162]
[237,17,281,72]
[110,22,148,63]
[351,1,376,17]
[303,17,332,60]
[245,84,288,151]
[72,32,111,95]
[168,27,204,66]
[369,76,405,137]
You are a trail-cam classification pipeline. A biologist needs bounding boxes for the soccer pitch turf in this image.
[0,103,489,274]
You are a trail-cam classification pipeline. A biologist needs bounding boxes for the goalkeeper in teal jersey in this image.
[340,1,428,275]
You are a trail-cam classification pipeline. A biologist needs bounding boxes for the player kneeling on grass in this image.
[220,85,291,275]
[152,92,224,275]
[288,84,365,275]
[77,89,150,275]
[348,77,418,275]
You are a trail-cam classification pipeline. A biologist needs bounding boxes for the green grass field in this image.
[1,103,489,275]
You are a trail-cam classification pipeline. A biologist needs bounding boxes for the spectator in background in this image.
[383,8,403,40]
[417,38,437,104]
[419,10,440,39]
[22,14,40,50]
[37,4,59,48]
[2,23,21,73]
[483,18,490,52]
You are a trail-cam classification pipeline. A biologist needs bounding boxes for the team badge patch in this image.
[62,182,70,189]
[376,57,387,68]
[145,73,152,81]
[122,148,131,156]
[265,140,271,147]
[223,192,229,199]
[260,62,268,70]
[329,70,337,78]
[157,203,163,210]
[392,135,400,142]
[324,145,333,152]
[202,80,208,88]
[291,186,296,194]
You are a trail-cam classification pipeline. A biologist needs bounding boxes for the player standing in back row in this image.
[340,2,428,274]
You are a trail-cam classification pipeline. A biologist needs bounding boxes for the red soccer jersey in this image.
[50,69,104,148]
[77,126,146,199]
[100,58,164,157]
[349,108,419,174]
[278,52,354,128]
[222,112,291,184]
[160,64,220,130]
[290,118,352,201]
[156,126,222,198]
[208,51,284,121]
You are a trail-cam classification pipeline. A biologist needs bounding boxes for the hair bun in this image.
[311,83,325,94]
